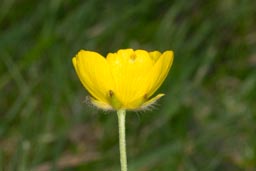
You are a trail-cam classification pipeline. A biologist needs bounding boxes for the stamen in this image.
[143,94,148,100]
[130,53,136,61]
[109,90,114,97]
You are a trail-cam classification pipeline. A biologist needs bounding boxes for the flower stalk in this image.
[117,109,127,171]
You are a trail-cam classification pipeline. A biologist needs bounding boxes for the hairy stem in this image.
[117,109,127,171]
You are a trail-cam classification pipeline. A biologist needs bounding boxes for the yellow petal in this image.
[146,51,174,97]
[73,50,114,104]
[73,49,174,111]
[149,51,161,62]
[107,49,154,107]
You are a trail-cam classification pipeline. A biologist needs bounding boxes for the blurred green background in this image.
[0,0,256,170]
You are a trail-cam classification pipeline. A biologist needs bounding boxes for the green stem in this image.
[117,109,127,171]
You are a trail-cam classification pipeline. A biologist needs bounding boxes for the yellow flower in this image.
[72,49,174,110]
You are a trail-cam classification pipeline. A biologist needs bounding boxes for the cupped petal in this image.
[146,51,174,97]
[73,50,114,104]
[107,49,154,107]
[149,51,161,62]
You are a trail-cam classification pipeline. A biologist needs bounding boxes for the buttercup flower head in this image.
[72,49,174,110]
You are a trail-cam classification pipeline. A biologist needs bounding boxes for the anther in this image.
[143,94,148,100]
[109,90,114,97]
[130,53,136,61]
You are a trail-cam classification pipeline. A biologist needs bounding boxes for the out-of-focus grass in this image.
[0,0,255,170]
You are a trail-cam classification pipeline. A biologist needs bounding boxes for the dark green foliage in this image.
[0,0,255,170]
